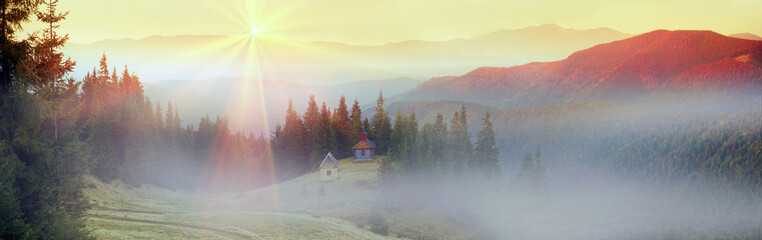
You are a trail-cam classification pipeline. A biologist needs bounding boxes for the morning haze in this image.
[2,0,761,239]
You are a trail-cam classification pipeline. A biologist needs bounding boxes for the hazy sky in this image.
[22,0,762,44]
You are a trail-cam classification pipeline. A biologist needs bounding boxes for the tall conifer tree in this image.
[283,99,308,175]
[371,90,391,154]
[349,98,363,142]
[473,111,499,178]
[331,96,351,157]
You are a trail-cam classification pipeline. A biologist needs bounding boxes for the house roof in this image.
[352,139,376,150]
[319,152,339,169]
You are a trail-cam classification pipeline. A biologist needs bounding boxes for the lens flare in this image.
[249,25,260,36]
[191,0,348,216]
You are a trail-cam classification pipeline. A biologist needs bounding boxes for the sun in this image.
[249,25,260,36]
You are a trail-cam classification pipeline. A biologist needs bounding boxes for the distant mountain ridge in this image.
[729,33,762,41]
[63,24,631,84]
[393,30,762,109]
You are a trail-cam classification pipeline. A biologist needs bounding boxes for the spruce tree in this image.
[331,96,351,158]
[195,114,214,158]
[473,111,499,179]
[420,122,436,174]
[518,152,535,184]
[371,90,391,154]
[155,101,163,130]
[303,95,319,158]
[283,99,308,175]
[389,109,406,156]
[349,99,363,142]
[0,0,39,93]
[1,1,92,237]
[431,112,448,172]
[311,102,336,168]
[449,105,472,173]
[303,94,319,135]
[406,112,418,144]
[29,0,75,140]
[166,100,175,139]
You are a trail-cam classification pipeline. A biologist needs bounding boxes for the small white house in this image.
[319,152,339,181]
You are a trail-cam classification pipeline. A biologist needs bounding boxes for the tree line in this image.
[269,91,503,183]
[379,105,501,183]
[271,95,365,179]
[77,54,273,190]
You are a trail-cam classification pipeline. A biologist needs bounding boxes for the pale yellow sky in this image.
[22,0,762,45]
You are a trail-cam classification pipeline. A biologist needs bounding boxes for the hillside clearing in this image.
[84,157,470,239]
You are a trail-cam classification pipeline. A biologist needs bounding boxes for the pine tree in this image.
[0,0,39,93]
[166,100,175,137]
[449,105,472,173]
[406,112,418,144]
[389,109,406,156]
[1,1,92,237]
[80,67,100,120]
[110,66,118,89]
[29,0,75,140]
[303,95,319,158]
[420,122,436,174]
[155,101,163,130]
[387,110,421,178]
[165,101,182,143]
[303,94,319,135]
[371,90,391,154]
[119,65,142,101]
[517,149,547,190]
[431,112,449,172]
[311,102,336,168]
[349,98,363,142]
[195,114,214,159]
[174,106,180,131]
[96,53,109,80]
[331,96,351,158]
[473,111,499,179]
[518,152,535,183]
[282,99,308,175]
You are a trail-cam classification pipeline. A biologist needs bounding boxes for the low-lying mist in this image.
[377,170,761,239]
[113,92,761,239]
[370,97,761,239]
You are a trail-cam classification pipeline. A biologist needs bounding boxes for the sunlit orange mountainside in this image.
[123,29,762,133]
[395,30,762,108]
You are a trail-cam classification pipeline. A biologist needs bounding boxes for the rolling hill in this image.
[392,30,762,109]
[83,157,476,239]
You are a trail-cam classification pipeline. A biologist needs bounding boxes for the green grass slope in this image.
[82,161,391,240]
[84,157,474,239]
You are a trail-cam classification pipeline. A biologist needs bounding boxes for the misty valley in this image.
[2,1,762,240]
